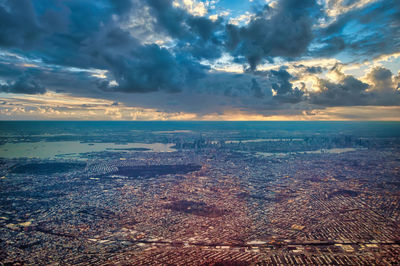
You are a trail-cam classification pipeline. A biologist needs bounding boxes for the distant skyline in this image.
[0,0,400,120]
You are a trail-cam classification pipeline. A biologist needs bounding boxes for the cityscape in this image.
[0,121,400,265]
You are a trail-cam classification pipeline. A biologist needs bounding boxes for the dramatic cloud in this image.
[312,0,400,58]
[0,0,210,94]
[311,75,370,106]
[0,75,46,94]
[0,0,41,48]
[310,66,400,107]
[365,66,396,92]
[0,0,399,120]
[226,0,322,69]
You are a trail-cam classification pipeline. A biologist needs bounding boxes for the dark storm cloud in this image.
[203,68,305,108]
[0,62,23,79]
[309,66,400,107]
[365,66,395,91]
[226,0,322,69]
[269,71,305,104]
[146,0,220,41]
[0,55,105,95]
[0,0,223,95]
[251,78,264,98]
[268,69,293,95]
[0,0,41,48]
[310,75,370,106]
[145,0,223,60]
[250,68,305,104]
[101,44,207,93]
[0,0,211,94]
[179,69,306,114]
[0,75,46,94]
[0,59,48,94]
[274,87,305,104]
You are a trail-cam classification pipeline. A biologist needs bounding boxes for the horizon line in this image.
[1,120,400,122]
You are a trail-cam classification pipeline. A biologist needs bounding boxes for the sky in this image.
[0,0,399,121]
